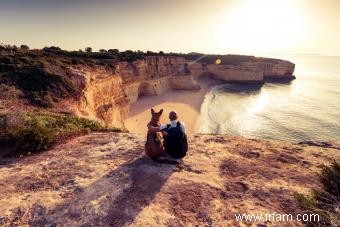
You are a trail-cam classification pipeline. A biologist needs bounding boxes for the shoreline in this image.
[125,78,215,135]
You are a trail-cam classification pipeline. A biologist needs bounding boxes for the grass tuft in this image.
[295,161,340,226]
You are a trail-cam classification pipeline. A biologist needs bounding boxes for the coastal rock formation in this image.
[58,55,296,128]
[188,62,264,83]
[118,56,186,82]
[242,60,296,79]
[63,66,130,128]
[0,50,295,129]
[0,132,338,226]
[169,75,201,90]
[123,77,171,104]
[70,56,295,127]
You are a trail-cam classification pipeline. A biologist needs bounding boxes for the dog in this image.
[145,108,165,159]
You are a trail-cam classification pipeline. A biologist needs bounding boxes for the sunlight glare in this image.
[247,92,269,114]
[216,0,305,54]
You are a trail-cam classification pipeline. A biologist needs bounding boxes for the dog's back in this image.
[145,109,165,159]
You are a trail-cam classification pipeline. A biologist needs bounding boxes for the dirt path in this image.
[0,133,339,226]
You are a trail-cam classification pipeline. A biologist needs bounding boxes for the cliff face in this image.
[60,56,190,127]
[189,63,264,82]
[118,56,296,102]
[60,56,295,128]
[118,56,186,82]
[61,66,130,129]
[118,56,187,103]
[243,60,295,79]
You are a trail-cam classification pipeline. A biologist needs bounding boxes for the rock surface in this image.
[67,65,130,128]
[0,133,338,226]
[62,56,295,128]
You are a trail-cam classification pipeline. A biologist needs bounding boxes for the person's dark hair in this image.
[169,111,178,121]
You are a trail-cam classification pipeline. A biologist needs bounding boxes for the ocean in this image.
[198,55,340,142]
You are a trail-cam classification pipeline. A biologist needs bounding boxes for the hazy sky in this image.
[1,0,340,55]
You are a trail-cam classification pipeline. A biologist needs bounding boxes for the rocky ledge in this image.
[0,133,338,226]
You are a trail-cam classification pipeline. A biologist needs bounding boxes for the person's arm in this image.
[159,125,168,131]
[147,124,160,133]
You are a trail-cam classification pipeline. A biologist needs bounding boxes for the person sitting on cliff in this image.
[148,111,188,163]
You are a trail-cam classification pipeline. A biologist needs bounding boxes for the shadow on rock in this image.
[33,156,175,226]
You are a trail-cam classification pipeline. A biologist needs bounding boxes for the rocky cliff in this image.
[0,133,338,226]
[242,60,295,79]
[65,66,130,129]
[66,55,295,128]
[0,50,295,129]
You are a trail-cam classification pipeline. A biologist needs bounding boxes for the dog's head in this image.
[150,108,163,123]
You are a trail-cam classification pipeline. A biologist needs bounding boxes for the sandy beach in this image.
[125,79,215,135]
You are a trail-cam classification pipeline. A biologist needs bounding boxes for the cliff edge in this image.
[0,133,338,226]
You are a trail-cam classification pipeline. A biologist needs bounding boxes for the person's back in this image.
[160,111,188,159]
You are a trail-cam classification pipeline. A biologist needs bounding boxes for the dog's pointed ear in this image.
[159,109,163,114]
[151,108,155,114]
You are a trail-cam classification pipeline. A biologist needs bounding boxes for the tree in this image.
[20,44,30,50]
[99,49,107,53]
[85,47,92,53]
[108,49,119,54]
[43,46,61,52]
[12,45,18,51]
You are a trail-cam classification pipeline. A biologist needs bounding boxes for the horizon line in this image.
[1,42,339,57]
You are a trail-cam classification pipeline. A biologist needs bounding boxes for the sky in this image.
[1,0,340,55]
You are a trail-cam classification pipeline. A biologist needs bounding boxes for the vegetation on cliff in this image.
[0,111,121,157]
[296,161,340,226]
[0,46,106,107]
[0,44,290,109]
[181,52,283,65]
[0,45,165,107]
[0,67,79,108]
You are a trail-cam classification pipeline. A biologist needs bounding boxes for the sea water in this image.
[198,55,340,142]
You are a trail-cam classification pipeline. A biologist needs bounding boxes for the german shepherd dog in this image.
[145,108,165,159]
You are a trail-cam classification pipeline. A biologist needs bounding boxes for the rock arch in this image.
[138,82,157,98]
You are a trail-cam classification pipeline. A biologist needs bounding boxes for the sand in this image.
[125,79,215,135]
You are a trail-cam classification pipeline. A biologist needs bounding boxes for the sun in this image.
[215,0,305,54]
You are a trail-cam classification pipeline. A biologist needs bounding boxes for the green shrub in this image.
[0,68,79,107]
[43,46,62,52]
[20,44,29,50]
[295,161,340,226]
[0,111,121,157]
[7,121,56,155]
[85,47,92,53]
